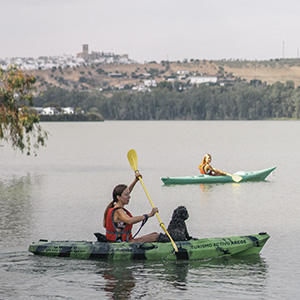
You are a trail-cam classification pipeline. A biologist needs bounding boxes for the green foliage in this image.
[157,81,173,91]
[148,68,160,77]
[33,80,300,121]
[40,112,104,122]
[0,65,48,155]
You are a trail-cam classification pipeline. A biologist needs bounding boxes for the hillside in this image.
[219,59,300,86]
[29,58,300,92]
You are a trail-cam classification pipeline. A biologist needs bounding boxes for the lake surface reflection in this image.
[1,121,299,299]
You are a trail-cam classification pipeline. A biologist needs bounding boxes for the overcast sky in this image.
[2,0,300,62]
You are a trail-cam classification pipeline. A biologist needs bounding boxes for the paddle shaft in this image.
[127,149,178,252]
[136,172,178,252]
[137,174,165,225]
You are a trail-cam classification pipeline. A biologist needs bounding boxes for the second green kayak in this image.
[161,166,276,185]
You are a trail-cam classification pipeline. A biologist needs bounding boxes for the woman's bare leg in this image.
[129,232,159,243]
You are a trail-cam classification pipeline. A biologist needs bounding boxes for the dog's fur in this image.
[157,206,193,242]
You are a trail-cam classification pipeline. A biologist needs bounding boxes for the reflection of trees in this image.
[0,175,37,248]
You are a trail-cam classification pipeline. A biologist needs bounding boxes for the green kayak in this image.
[161,166,276,185]
[28,232,269,261]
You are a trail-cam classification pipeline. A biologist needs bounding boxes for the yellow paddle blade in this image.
[227,173,243,183]
[232,175,242,183]
[127,149,138,171]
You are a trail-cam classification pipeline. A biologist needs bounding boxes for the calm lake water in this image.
[1,121,299,299]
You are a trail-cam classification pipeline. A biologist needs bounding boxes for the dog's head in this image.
[172,206,189,221]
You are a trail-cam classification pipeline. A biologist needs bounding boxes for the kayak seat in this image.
[94,232,108,243]
[138,243,157,250]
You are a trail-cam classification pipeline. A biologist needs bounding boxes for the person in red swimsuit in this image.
[198,153,227,176]
[103,172,159,243]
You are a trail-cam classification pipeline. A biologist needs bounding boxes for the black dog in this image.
[157,206,193,242]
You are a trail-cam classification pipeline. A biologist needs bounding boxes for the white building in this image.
[144,80,157,87]
[33,107,75,115]
[42,107,59,115]
[132,85,151,92]
[61,107,75,114]
[176,70,189,75]
[190,76,218,85]
[33,107,44,114]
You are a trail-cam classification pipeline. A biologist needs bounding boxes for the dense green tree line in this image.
[33,80,300,120]
[40,112,104,122]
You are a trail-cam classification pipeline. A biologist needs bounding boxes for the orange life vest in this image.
[106,207,133,242]
[200,165,206,174]
[199,164,212,175]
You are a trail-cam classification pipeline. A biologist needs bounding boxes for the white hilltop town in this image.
[1,44,222,112]
[0,44,137,70]
[0,44,220,88]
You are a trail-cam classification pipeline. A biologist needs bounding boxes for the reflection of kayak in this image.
[28,232,269,261]
[161,166,276,185]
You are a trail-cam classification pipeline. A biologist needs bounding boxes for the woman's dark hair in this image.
[112,184,127,202]
[103,184,127,228]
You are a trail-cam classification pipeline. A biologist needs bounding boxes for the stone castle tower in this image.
[77,44,89,59]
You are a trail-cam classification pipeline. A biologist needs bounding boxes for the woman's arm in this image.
[128,172,141,192]
[206,164,226,176]
[115,207,158,225]
[205,164,214,174]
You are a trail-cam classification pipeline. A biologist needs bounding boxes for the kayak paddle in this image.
[127,149,179,252]
[226,173,242,183]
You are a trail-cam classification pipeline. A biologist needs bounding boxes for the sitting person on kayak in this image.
[198,153,227,176]
[103,172,159,243]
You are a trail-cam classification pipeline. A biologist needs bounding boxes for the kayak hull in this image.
[28,232,269,261]
[161,167,276,185]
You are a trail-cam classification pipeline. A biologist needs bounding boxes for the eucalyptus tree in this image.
[0,65,48,155]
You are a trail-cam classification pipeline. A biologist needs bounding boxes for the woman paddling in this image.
[198,153,227,176]
[103,172,159,243]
